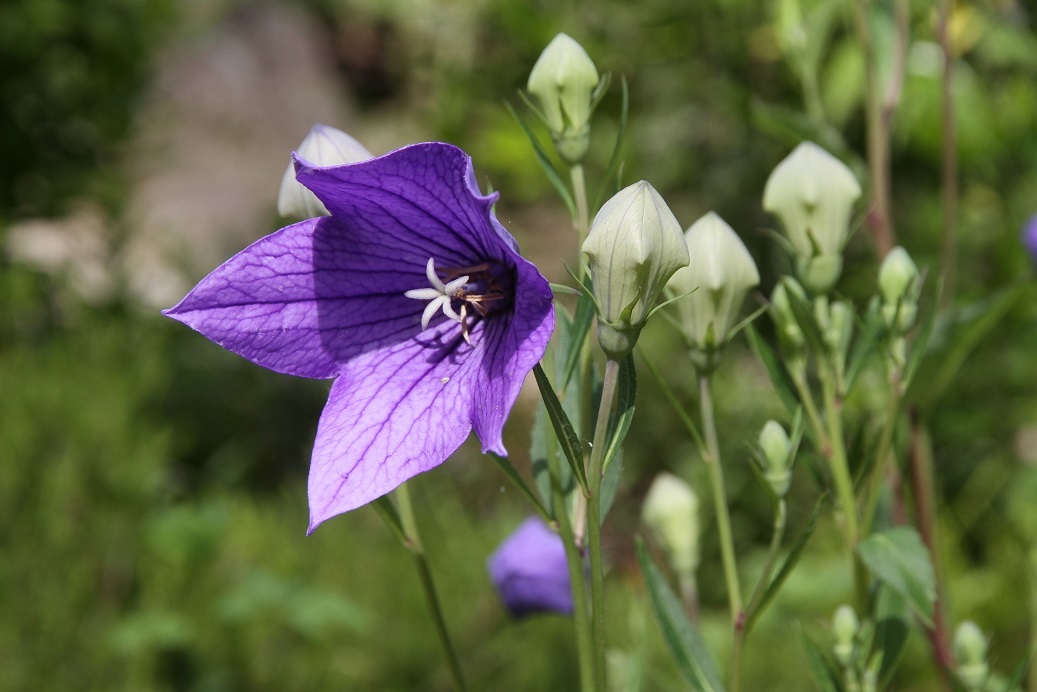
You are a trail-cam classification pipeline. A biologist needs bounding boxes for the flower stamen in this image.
[405,258,469,330]
[405,257,512,344]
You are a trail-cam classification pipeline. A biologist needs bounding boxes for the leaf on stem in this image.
[798,625,841,692]
[371,496,407,547]
[745,324,799,413]
[856,527,936,627]
[533,363,589,493]
[504,100,578,220]
[873,585,910,688]
[561,292,596,391]
[746,494,827,629]
[635,538,725,691]
[602,353,636,474]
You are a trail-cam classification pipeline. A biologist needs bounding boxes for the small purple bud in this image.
[1023,214,1037,266]
[487,517,573,617]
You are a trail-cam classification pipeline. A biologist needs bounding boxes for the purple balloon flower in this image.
[487,517,573,617]
[1023,214,1037,266]
[165,143,555,531]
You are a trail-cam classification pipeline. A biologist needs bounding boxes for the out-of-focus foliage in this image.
[2,0,1037,688]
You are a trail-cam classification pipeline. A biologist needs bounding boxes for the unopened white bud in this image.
[642,473,700,579]
[527,33,600,164]
[583,181,689,358]
[667,212,760,352]
[278,124,373,218]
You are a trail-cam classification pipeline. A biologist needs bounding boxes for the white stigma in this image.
[404,258,470,330]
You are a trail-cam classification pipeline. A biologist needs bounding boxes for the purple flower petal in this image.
[1023,214,1037,266]
[487,517,573,617]
[165,142,554,530]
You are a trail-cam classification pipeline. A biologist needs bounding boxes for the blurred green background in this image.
[2,0,1037,689]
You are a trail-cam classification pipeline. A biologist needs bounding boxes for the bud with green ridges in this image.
[641,472,700,579]
[667,212,760,361]
[769,280,808,375]
[878,246,920,333]
[763,142,861,294]
[582,181,689,359]
[953,621,989,690]
[527,33,600,164]
[832,604,859,667]
[278,124,374,219]
[758,420,793,497]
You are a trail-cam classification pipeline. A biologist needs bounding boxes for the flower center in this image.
[404,258,511,343]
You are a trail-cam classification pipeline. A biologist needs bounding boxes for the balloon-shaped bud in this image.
[832,604,859,667]
[763,142,861,293]
[583,181,689,359]
[758,420,793,497]
[527,33,600,164]
[641,473,700,579]
[878,246,920,333]
[667,212,760,354]
[953,621,989,691]
[278,124,373,218]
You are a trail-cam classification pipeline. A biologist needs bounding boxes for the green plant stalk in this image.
[791,370,827,450]
[820,368,866,611]
[571,163,590,245]
[862,370,902,535]
[586,357,621,691]
[395,483,468,692]
[698,375,743,622]
[544,424,597,692]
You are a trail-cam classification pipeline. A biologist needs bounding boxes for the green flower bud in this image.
[583,181,689,359]
[769,280,808,375]
[641,472,700,579]
[667,212,760,353]
[527,33,600,164]
[832,604,859,667]
[763,142,861,293]
[278,124,373,219]
[953,621,989,690]
[878,246,920,333]
[758,420,792,497]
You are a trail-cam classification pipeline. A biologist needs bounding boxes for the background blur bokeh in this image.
[2,0,1037,689]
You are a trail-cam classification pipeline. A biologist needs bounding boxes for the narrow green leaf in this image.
[561,292,595,391]
[602,353,636,473]
[371,496,407,547]
[745,325,799,413]
[636,538,725,691]
[857,527,936,626]
[746,494,827,629]
[487,452,551,522]
[533,363,588,492]
[593,75,629,212]
[874,585,910,688]
[598,448,623,522]
[798,626,841,692]
[504,100,577,220]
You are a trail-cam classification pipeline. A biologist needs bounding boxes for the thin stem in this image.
[543,408,597,692]
[571,164,590,245]
[698,375,743,622]
[937,0,958,309]
[792,370,827,450]
[862,370,902,534]
[395,484,468,692]
[853,0,896,256]
[586,358,621,691]
[745,500,788,624]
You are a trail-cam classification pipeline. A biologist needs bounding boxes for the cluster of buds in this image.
[877,246,921,334]
[582,181,689,359]
[667,212,760,370]
[527,33,605,165]
[769,278,809,377]
[763,142,861,294]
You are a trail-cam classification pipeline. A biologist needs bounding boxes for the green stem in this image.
[571,164,590,245]
[862,371,902,534]
[792,370,827,450]
[745,500,788,625]
[544,427,597,692]
[586,358,621,691]
[698,375,743,622]
[699,374,743,691]
[395,484,468,692]
[820,370,865,610]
